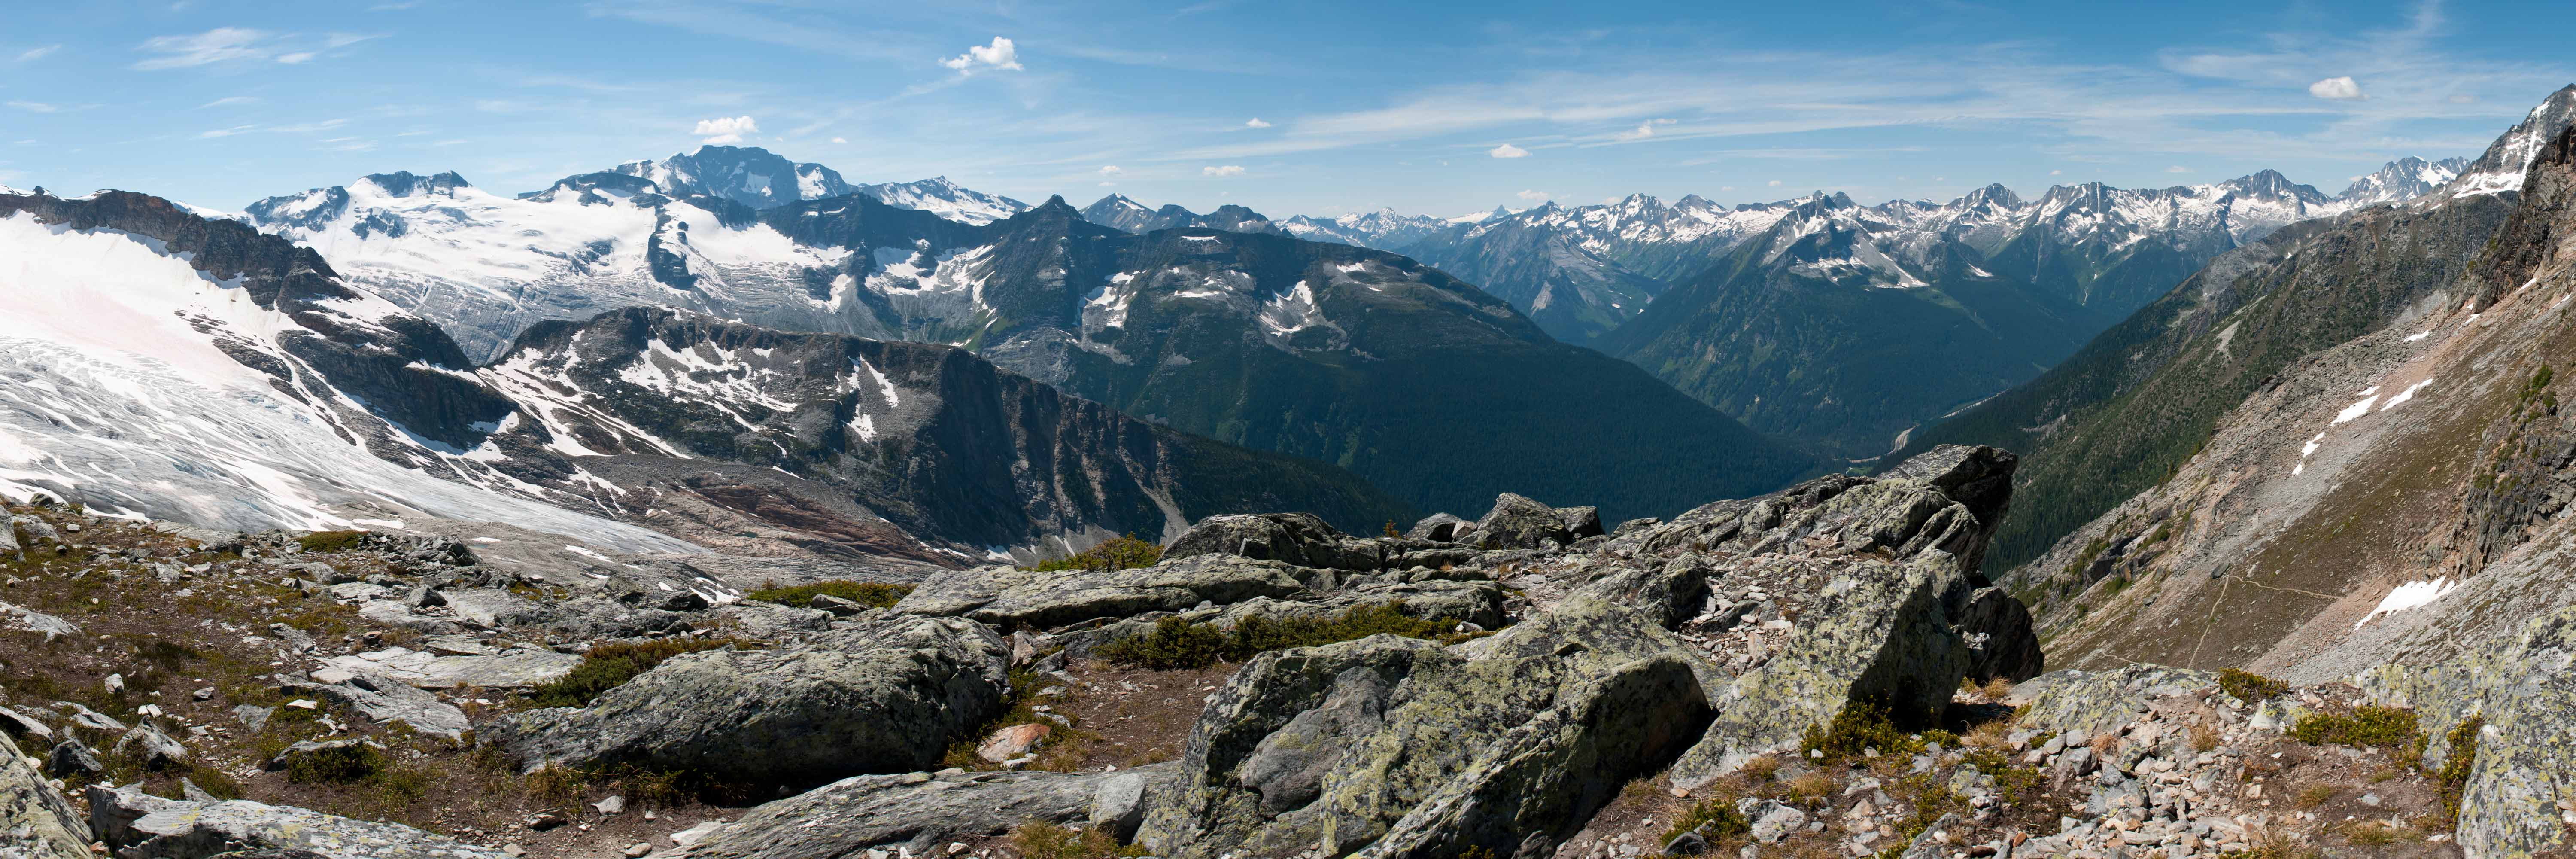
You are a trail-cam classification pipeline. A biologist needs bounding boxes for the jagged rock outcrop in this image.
[678,765,1175,859]
[893,555,1320,630]
[481,615,1010,789]
[1162,513,1392,570]
[2358,604,2576,856]
[88,783,510,859]
[1137,597,1712,858]
[1,735,88,859]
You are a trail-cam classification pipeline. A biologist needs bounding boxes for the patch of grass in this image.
[940,669,1093,773]
[2218,668,2289,703]
[1959,747,2044,805]
[1097,602,1485,670]
[1005,820,1148,859]
[2332,819,2421,846]
[2290,706,2424,761]
[1801,701,1924,765]
[2293,783,2337,809]
[1738,755,1780,783]
[1025,535,1163,573]
[743,580,914,609]
[526,638,751,708]
[295,530,371,554]
[1658,792,1751,851]
[285,743,389,784]
[2436,716,2482,827]
[2190,723,2221,753]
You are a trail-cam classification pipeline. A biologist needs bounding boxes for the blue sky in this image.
[2,0,2568,218]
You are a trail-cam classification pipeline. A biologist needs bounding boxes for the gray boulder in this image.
[897,554,1317,631]
[2,734,88,859]
[1164,513,1388,570]
[1137,596,1711,857]
[677,765,1173,859]
[0,706,51,745]
[43,740,102,778]
[1557,506,1604,540]
[1402,513,1471,543]
[309,671,469,740]
[1954,585,2045,683]
[1470,493,1574,549]
[440,588,550,627]
[2356,603,2576,857]
[113,722,188,768]
[483,615,1009,789]
[88,783,510,859]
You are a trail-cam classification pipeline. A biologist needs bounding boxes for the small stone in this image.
[624,842,653,857]
[595,795,628,815]
[503,845,527,858]
[103,674,125,695]
[191,687,215,701]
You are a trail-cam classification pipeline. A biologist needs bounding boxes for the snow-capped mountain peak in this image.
[611,145,856,210]
[853,175,1030,225]
[2336,156,2470,207]
[2435,84,2576,201]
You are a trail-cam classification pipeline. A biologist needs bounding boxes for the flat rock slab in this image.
[679,766,1170,859]
[326,647,580,689]
[2,733,89,859]
[90,784,510,859]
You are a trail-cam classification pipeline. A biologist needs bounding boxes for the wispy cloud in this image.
[1202,164,1245,177]
[132,28,380,70]
[15,45,60,63]
[1515,189,1549,201]
[1244,117,1271,128]
[197,96,259,109]
[1488,143,1530,158]
[6,101,58,113]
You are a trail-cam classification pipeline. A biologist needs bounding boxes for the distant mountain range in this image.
[238,152,1816,523]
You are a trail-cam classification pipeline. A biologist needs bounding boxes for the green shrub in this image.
[1025,535,1162,573]
[1801,701,1923,763]
[528,638,750,708]
[1007,819,1147,859]
[2290,706,2423,759]
[285,743,387,784]
[1658,795,1751,849]
[744,580,913,609]
[295,530,371,554]
[2218,668,2289,703]
[1097,602,1484,670]
[2437,716,2483,825]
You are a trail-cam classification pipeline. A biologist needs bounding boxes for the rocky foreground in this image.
[0,444,2561,858]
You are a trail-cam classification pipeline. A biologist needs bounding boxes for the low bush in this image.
[1657,795,1750,850]
[2290,706,2423,759]
[1801,702,1923,764]
[744,580,913,609]
[1025,535,1162,573]
[2436,716,2483,826]
[285,743,388,784]
[1007,820,1147,859]
[527,638,750,708]
[2218,668,2289,703]
[1097,602,1485,670]
[295,530,371,554]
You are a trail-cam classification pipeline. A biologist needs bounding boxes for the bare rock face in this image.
[88,782,510,859]
[893,554,1320,630]
[1163,513,1392,570]
[481,615,1010,790]
[1,735,88,859]
[678,765,1174,859]
[1138,596,1713,858]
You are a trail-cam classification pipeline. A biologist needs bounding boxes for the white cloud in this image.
[196,96,257,109]
[1615,118,1675,140]
[431,139,467,146]
[6,101,57,113]
[1514,189,1549,201]
[941,37,1022,73]
[2166,165,2191,173]
[2049,169,2063,175]
[196,125,256,138]
[2447,94,2476,104]
[1767,180,1782,186]
[693,115,758,145]
[1720,186,1736,192]
[1245,117,1271,128]
[1488,143,1530,158]
[276,52,316,64]
[2306,76,2364,100]
[1099,165,1123,176]
[16,45,60,62]
[1202,164,1245,177]
[1098,181,1115,186]
[830,136,847,144]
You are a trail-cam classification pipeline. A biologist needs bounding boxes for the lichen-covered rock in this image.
[677,765,1174,859]
[1,734,88,859]
[1662,550,1977,787]
[1629,445,2016,570]
[481,615,1009,790]
[896,554,1319,630]
[1164,513,1390,570]
[2357,605,2576,858]
[88,783,510,859]
[1470,493,1575,549]
[308,670,469,740]
[1137,596,1712,858]
[2011,665,2218,741]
